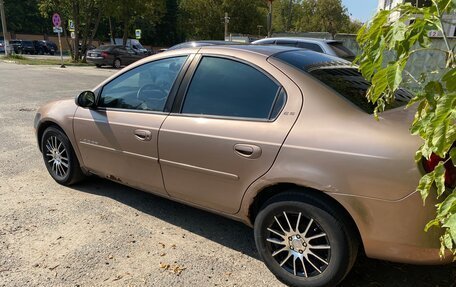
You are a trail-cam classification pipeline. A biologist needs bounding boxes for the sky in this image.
[342,0,379,23]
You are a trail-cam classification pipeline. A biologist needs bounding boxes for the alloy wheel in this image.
[266,211,331,278]
[44,135,69,179]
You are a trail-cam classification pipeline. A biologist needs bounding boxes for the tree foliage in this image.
[272,0,362,36]
[178,0,267,40]
[356,0,456,257]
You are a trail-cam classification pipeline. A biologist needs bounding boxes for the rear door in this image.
[158,52,302,214]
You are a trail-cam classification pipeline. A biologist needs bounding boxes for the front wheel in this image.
[254,193,358,287]
[41,126,85,185]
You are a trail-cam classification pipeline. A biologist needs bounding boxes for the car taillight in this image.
[423,153,456,188]
[101,51,109,58]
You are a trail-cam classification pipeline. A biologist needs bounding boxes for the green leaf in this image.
[438,190,456,217]
[434,162,446,198]
[450,148,456,167]
[417,172,435,203]
[443,213,456,246]
[443,68,456,92]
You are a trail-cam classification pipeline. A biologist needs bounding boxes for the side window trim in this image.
[94,54,195,114]
[172,54,286,122]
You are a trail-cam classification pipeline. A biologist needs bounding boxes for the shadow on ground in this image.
[74,177,456,287]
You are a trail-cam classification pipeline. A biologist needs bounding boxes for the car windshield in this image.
[23,41,33,47]
[273,50,412,114]
[327,42,356,59]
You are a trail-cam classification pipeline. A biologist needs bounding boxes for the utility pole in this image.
[224,12,230,41]
[267,0,274,37]
[0,0,9,56]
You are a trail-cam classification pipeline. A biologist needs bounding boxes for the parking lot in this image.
[0,62,455,287]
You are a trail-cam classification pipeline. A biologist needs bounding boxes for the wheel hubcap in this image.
[266,211,331,278]
[45,136,69,178]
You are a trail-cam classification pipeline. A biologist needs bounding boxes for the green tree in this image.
[356,0,456,256]
[178,0,267,40]
[108,0,165,46]
[4,0,48,34]
[273,0,361,36]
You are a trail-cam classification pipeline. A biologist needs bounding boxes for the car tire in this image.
[254,192,358,287]
[95,64,102,68]
[41,126,85,186]
[113,58,121,69]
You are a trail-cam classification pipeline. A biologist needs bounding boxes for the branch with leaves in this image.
[356,0,456,257]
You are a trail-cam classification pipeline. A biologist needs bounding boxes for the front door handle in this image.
[134,129,152,141]
[234,144,262,159]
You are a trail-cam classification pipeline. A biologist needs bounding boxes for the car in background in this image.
[34,40,57,55]
[252,37,356,61]
[19,41,36,54]
[35,45,453,287]
[112,38,152,55]
[0,40,4,54]
[9,40,23,54]
[86,44,146,68]
[167,40,242,51]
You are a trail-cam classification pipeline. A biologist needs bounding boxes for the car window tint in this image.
[182,57,281,119]
[100,56,187,112]
[273,50,412,114]
[297,42,323,53]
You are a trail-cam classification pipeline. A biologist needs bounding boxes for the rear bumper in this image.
[331,191,453,265]
[86,57,107,65]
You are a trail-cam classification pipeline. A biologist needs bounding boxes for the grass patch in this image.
[1,55,92,66]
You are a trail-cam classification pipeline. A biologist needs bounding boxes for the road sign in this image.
[52,13,61,27]
[68,19,75,32]
[135,29,141,39]
[53,26,63,33]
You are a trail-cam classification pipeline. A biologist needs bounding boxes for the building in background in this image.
[377,0,455,37]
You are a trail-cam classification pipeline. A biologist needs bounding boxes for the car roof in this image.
[253,37,342,44]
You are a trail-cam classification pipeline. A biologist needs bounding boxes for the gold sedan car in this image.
[34,45,455,287]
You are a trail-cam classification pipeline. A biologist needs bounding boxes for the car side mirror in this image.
[76,91,97,109]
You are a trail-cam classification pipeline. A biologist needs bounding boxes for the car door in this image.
[158,53,302,214]
[73,55,191,195]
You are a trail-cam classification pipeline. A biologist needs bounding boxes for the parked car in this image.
[0,40,4,54]
[86,44,145,68]
[33,40,57,55]
[112,38,152,55]
[9,40,23,54]
[252,37,357,61]
[19,41,36,54]
[167,40,242,50]
[34,45,454,287]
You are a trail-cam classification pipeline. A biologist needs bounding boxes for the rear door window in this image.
[181,56,284,120]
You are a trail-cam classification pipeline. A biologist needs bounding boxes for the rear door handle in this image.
[134,129,152,141]
[234,144,262,159]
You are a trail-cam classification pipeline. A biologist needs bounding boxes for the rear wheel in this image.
[95,64,102,68]
[254,192,358,287]
[41,126,85,185]
[113,58,121,69]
